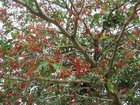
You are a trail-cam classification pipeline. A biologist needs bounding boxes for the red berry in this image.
[131,29,138,35]
[115,62,123,68]
[85,28,90,33]
[21,82,27,89]
[94,47,100,52]
[105,32,110,36]
[69,94,76,99]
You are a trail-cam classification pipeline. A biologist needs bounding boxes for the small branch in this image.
[47,0,56,13]
[57,45,74,49]
[79,0,85,14]
[62,50,76,57]
[82,20,95,41]
[48,0,70,10]
[97,42,113,62]
[62,0,70,10]
[2,75,91,84]
[112,93,122,105]
[69,0,78,14]
[69,0,78,37]
[66,17,71,31]
[110,2,126,13]
[34,0,42,13]
[72,19,78,37]
[13,0,39,16]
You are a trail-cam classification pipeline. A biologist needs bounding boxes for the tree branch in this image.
[72,19,78,37]
[13,0,39,16]
[12,0,96,67]
[13,0,71,39]
[34,0,42,13]
[69,0,78,14]
[105,1,140,105]
[2,75,91,84]
[71,37,96,66]
[108,0,140,73]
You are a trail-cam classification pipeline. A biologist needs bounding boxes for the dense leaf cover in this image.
[0,0,140,105]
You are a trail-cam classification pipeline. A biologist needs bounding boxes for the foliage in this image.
[0,0,140,105]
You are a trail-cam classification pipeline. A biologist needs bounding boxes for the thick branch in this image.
[71,37,96,66]
[105,1,140,105]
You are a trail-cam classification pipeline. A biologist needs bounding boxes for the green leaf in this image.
[2,43,11,50]
[11,31,19,38]
[7,39,13,44]
[101,34,108,40]
[90,14,100,28]
[107,80,115,93]
[119,0,125,4]
[0,39,4,45]
[43,62,49,68]
[35,61,43,66]
[129,58,140,63]
[90,19,94,28]
[55,90,61,95]
[4,29,11,34]
[36,62,51,77]
[94,13,100,20]
[26,0,36,10]
[128,34,137,40]
[52,63,61,69]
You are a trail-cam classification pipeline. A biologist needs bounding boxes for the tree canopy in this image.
[0,0,140,105]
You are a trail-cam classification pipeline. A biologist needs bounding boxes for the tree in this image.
[0,0,140,104]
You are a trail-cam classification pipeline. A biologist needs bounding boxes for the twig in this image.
[69,0,78,14]
[47,0,56,13]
